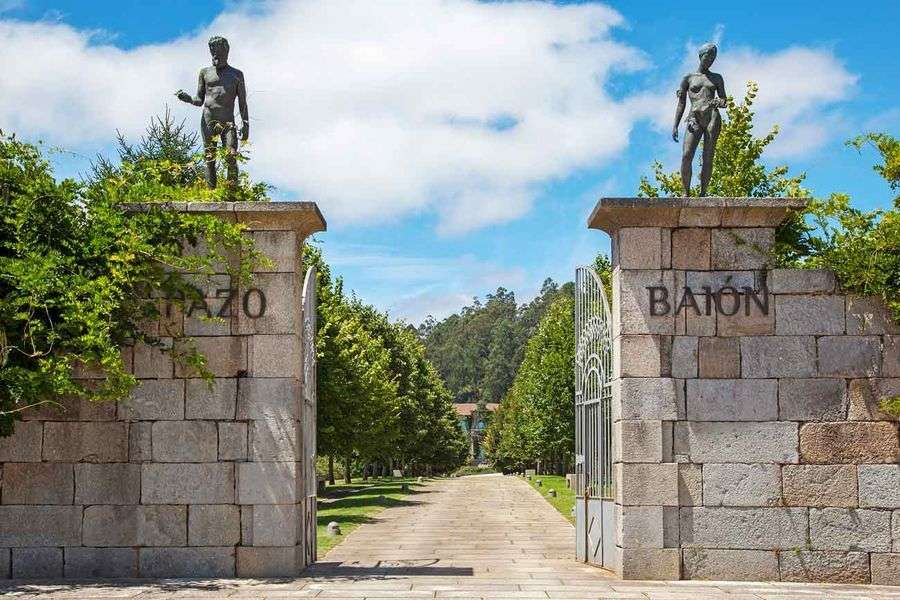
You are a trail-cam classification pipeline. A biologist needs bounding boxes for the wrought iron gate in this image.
[300,267,318,567]
[574,266,616,570]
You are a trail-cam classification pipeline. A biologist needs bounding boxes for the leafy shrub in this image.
[0,115,271,434]
[91,109,271,203]
[791,134,900,322]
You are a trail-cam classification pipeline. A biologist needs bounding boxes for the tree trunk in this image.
[343,455,352,484]
[327,455,335,486]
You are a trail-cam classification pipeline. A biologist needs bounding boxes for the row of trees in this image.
[481,254,610,474]
[308,247,468,481]
[418,279,573,404]
[482,291,575,473]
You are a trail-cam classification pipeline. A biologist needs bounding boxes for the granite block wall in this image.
[0,202,326,578]
[591,197,899,584]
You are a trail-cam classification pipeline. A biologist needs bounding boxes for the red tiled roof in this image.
[454,403,500,416]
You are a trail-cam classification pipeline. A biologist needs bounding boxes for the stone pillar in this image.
[0,202,326,579]
[590,197,899,585]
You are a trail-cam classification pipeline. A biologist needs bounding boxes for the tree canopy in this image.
[308,245,467,478]
[481,255,610,473]
[483,292,576,472]
[418,279,574,405]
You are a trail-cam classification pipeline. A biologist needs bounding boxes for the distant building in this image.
[454,402,499,464]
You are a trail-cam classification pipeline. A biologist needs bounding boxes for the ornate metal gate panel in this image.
[300,267,318,566]
[574,266,616,570]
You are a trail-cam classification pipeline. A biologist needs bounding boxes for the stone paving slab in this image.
[1,475,899,598]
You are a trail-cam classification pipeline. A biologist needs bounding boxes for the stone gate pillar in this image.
[0,202,326,579]
[590,197,900,585]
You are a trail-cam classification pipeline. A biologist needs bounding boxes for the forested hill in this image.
[417,278,574,404]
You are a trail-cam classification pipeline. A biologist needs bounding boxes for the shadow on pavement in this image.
[0,578,257,596]
[304,559,474,579]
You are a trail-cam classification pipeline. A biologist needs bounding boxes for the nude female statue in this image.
[175,36,249,189]
[672,43,726,197]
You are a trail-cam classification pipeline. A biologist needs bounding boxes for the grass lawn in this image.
[523,474,575,523]
[316,477,424,557]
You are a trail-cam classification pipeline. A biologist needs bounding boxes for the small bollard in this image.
[536,479,542,487]
[401,482,409,491]
[326,521,341,536]
[548,489,557,498]
[417,476,423,483]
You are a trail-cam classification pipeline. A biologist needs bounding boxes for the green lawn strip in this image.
[316,477,424,556]
[522,475,575,524]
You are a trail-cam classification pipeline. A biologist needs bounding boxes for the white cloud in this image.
[0,0,645,234]
[0,6,860,235]
[722,46,857,157]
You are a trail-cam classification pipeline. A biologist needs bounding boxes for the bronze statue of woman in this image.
[672,43,726,197]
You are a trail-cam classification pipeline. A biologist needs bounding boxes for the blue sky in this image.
[1,0,897,323]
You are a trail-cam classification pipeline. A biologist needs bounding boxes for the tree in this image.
[593,253,613,301]
[799,134,900,322]
[308,245,466,480]
[420,281,572,404]
[306,246,399,482]
[91,109,269,203]
[484,294,575,473]
[0,121,268,435]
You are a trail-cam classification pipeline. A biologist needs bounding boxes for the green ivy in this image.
[799,190,900,321]
[0,115,271,435]
[880,395,900,419]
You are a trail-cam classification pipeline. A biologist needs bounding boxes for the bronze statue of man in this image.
[176,36,249,188]
[672,43,726,197]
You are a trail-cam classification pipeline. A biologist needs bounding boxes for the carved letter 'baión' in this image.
[646,285,768,317]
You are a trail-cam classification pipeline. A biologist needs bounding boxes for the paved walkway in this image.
[2,474,899,598]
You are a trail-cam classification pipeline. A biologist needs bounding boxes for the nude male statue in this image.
[672,43,726,197]
[176,36,249,188]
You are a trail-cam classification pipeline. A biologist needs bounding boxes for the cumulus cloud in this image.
[0,0,646,234]
[0,3,859,234]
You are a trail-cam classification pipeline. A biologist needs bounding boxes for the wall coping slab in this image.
[122,201,327,234]
[588,197,807,232]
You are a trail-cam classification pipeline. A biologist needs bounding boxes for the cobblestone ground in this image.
[2,474,899,599]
